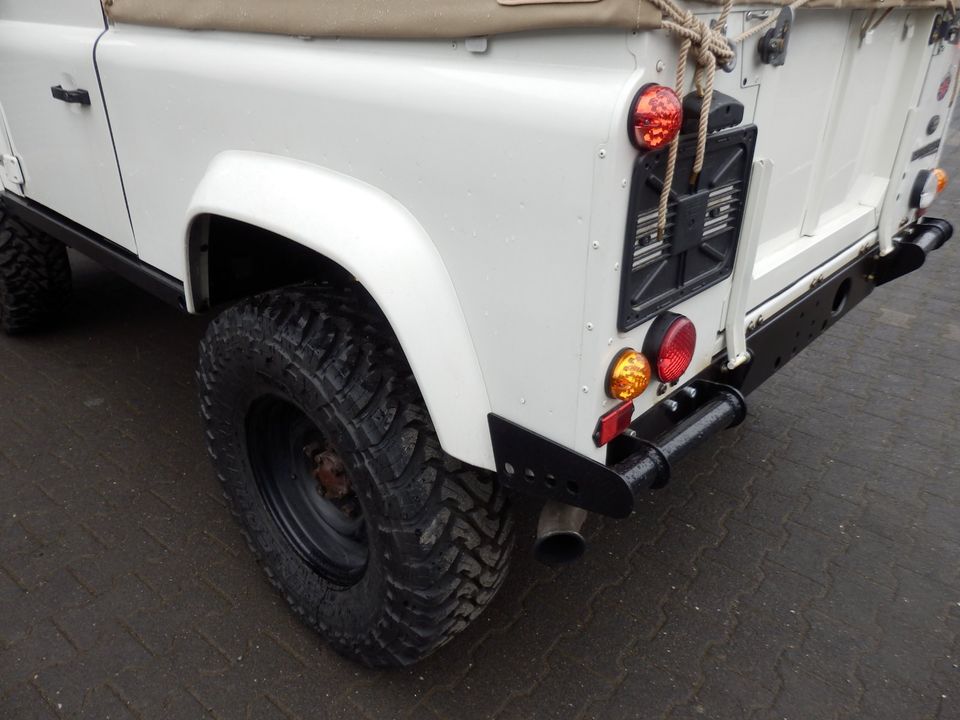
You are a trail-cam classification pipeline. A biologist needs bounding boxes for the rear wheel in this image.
[198,284,514,667]
[0,203,72,334]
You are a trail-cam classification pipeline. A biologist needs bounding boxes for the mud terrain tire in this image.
[197,284,514,667]
[0,203,72,334]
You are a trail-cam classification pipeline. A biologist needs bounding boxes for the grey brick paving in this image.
[3,142,960,720]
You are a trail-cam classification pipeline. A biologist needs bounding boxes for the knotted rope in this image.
[645,0,812,238]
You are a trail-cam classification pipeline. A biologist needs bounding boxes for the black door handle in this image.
[50,85,91,106]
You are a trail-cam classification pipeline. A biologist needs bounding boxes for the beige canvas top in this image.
[101,0,947,39]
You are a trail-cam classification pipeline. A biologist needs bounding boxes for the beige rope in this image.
[656,37,691,233]
[647,0,812,238]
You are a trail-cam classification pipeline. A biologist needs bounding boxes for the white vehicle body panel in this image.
[0,104,21,194]
[1,4,956,468]
[96,26,637,464]
[0,1,135,251]
[187,151,495,467]
[879,41,959,251]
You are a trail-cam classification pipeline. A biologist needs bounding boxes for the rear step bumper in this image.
[489,217,952,519]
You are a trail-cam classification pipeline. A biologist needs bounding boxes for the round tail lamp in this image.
[911,167,949,210]
[628,84,683,151]
[643,312,697,384]
[606,349,652,401]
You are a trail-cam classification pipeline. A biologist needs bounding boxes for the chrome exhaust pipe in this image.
[534,500,588,565]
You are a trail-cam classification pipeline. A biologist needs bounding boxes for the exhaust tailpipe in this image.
[534,500,588,565]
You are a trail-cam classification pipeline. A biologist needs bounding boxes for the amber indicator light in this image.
[933,167,949,193]
[606,349,652,401]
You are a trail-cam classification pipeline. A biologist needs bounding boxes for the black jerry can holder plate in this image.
[618,125,757,332]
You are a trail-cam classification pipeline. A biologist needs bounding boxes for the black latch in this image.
[757,7,794,66]
[50,85,91,106]
[930,11,960,45]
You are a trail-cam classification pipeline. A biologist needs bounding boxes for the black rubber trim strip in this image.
[1,193,185,309]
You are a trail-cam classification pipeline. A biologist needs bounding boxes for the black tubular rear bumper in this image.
[875,216,954,286]
[489,381,747,519]
[489,217,953,519]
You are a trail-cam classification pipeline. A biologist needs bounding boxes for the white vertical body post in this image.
[724,157,773,369]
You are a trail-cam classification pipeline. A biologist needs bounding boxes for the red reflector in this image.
[629,84,683,151]
[656,316,697,383]
[594,401,634,447]
[938,73,951,101]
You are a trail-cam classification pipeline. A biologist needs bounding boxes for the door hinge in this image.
[1,154,24,192]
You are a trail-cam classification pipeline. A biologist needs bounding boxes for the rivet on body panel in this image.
[465,37,489,53]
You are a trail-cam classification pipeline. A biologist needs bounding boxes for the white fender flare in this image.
[185,151,494,469]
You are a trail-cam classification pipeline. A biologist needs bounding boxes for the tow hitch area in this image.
[490,217,952,522]
[875,217,954,286]
[489,381,746,519]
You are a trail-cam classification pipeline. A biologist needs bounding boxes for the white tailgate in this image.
[741,8,953,308]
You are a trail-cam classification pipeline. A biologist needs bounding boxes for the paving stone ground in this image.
[2,140,960,720]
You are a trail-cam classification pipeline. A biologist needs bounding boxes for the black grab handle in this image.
[50,85,91,106]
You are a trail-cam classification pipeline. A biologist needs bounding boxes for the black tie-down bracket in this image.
[757,7,794,67]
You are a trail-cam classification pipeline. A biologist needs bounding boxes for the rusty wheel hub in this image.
[246,395,368,583]
[304,442,359,518]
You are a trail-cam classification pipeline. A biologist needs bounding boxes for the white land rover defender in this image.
[0,0,956,667]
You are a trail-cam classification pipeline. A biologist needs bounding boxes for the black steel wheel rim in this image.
[246,396,368,586]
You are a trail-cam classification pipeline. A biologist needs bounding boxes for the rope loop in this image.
[648,0,810,238]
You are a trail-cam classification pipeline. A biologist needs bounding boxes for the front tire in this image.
[198,285,514,667]
[0,202,72,334]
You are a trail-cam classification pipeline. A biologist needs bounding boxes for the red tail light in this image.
[938,73,951,101]
[643,313,697,384]
[629,84,683,151]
